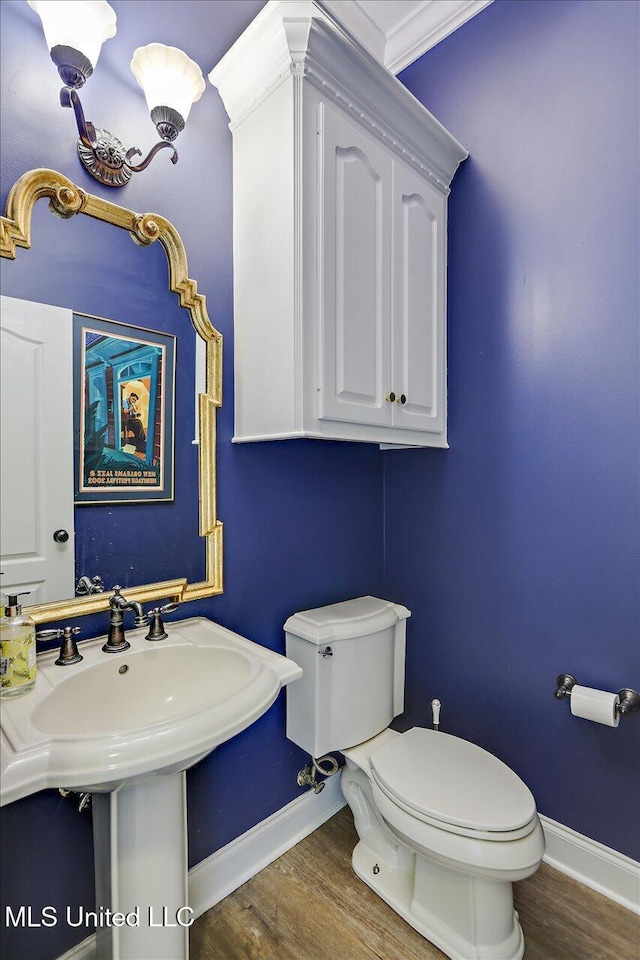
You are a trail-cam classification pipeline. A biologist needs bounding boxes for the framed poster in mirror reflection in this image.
[73,313,176,504]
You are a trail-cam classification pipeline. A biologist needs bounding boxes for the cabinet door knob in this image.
[53,529,70,543]
[396,394,407,405]
[385,392,396,403]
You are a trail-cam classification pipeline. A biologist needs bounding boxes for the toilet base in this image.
[341,762,527,960]
[351,840,524,960]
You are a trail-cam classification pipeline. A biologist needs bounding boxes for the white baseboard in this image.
[55,792,638,959]
[540,814,640,915]
[189,772,346,916]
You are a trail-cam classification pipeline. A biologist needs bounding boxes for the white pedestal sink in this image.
[0,617,303,959]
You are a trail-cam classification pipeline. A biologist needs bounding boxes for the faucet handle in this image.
[160,602,179,614]
[36,628,63,641]
[37,626,82,666]
[109,585,124,607]
[145,602,179,642]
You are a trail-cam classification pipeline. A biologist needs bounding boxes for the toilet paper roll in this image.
[570,684,620,727]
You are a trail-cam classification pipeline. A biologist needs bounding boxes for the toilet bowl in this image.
[284,597,545,960]
[341,727,544,960]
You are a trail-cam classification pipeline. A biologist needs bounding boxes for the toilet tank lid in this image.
[284,596,410,644]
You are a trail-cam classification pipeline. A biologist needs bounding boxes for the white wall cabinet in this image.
[210,0,467,448]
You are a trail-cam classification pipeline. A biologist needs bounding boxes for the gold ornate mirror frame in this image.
[0,169,223,624]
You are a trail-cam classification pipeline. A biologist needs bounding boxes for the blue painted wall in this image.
[0,2,383,958]
[387,0,639,858]
[1,0,638,957]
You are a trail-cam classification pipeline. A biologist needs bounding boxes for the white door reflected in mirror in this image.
[0,296,75,603]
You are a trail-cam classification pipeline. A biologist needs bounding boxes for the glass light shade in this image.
[28,1,117,69]
[130,43,205,124]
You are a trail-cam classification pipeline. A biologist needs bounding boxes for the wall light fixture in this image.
[28,1,206,187]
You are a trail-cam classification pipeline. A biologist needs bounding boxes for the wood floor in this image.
[190,807,640,960]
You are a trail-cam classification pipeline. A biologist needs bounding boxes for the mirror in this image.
[0,168,223,623]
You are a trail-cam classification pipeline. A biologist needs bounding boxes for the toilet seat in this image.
[370,727,538,842]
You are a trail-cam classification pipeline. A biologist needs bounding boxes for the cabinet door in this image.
[391,161,446,436]
[316,101,392,426]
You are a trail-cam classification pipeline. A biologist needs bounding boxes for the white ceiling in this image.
[322,0,493,74]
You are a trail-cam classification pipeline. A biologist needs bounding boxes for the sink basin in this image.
[0,616,302,804]
[32,646,254,736]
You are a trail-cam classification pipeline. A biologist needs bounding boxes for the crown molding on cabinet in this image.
[209,2,467,194]
[213,1,495,89]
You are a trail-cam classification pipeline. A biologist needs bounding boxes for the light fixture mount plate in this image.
[77,129,133,187]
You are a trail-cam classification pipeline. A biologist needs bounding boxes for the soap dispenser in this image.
[1,593,37,698]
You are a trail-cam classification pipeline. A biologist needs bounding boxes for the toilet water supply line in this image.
[297,701,443,792]
[297,755,339,793]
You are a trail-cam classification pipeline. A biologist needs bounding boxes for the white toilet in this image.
[285,596,545,960]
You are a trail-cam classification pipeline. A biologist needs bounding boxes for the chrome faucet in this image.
[102,585,148,653]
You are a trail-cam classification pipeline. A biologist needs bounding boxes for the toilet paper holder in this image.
[555,675,640,717]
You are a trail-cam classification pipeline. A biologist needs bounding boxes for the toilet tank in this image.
[284,596,411,759]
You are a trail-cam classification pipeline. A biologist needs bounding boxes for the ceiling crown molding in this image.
[320,0,493,75]
[385,0,494,74]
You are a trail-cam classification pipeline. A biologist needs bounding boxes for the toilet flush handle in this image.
[431,699,441,731]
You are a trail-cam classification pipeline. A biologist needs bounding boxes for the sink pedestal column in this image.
[93,772,190,960]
